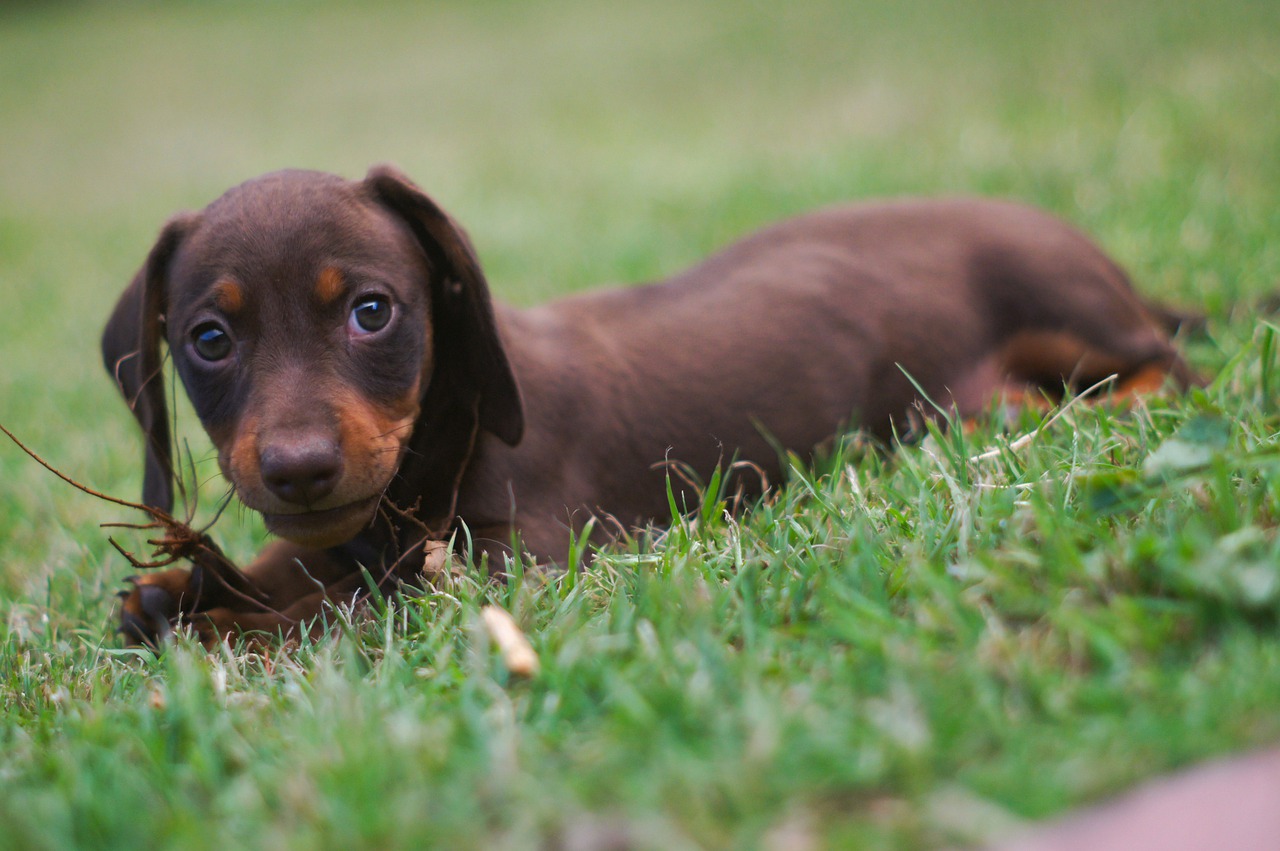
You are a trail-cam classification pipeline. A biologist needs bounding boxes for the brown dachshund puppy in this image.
[104,165,1195,645]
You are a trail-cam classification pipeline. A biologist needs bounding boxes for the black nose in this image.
[260,436,343,505]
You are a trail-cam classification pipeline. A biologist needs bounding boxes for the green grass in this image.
[2,0,1280,847]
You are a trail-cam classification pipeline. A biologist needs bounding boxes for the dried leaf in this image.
[481,605,540,677]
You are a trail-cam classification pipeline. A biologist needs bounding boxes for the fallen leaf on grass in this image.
[482,605,540,677]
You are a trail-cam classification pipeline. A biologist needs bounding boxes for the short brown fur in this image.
[102,165,1200,646]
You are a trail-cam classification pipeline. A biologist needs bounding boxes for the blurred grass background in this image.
[1,1,1279,847]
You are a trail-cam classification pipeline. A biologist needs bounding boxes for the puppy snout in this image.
[260,436,343,505]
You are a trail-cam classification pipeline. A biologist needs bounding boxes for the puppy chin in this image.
[262,496,381,549]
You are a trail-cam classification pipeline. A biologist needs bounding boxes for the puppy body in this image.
[461,199,1192,559]
[104,167,1194,643]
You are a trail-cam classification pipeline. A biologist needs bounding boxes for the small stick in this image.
[968,374,1119,463]
[1,423,157,513]
[1,423,269,605]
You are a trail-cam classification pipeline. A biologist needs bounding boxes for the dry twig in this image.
[0,423,269,607]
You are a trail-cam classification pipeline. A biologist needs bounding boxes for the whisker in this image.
[375,421,416,440]
[196,490,237,535]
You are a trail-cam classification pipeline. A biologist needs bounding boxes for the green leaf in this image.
[1081,469,1147,514]
[1143,414,1231,479]
[1168,526,1280,612]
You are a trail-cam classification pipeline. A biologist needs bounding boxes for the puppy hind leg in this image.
[999,328,1195,407]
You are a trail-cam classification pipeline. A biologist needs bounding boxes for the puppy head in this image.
[102,166,523,548]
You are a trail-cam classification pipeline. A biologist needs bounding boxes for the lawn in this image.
[1,0,1279,848]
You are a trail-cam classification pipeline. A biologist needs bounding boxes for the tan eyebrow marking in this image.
[212,280,244,314]
[315,266,346,305]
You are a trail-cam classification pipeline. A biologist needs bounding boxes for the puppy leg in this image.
[118,568,197,646]
[118,541,354,648]
[948,321,1197,430]
[191,541,460,647]
[1110,362,1185,402]
[993,324,1198,407]
[191,573,366,648]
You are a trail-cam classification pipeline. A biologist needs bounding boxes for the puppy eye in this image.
[350,295,392,334]
[191,322,232,362]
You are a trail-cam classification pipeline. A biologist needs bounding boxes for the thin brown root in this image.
[1,422,269,605]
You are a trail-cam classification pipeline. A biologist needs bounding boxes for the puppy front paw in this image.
[117,568,196,648]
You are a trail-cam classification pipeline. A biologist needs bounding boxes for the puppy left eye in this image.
[349,295,392,334]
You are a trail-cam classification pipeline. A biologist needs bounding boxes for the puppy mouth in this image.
[261,495,382,548]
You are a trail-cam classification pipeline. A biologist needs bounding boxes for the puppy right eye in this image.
[349,294,392,335]
[191,322,233,362]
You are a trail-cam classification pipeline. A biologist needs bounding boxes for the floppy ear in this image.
[101,214,198,514]
[364,164,524,446]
